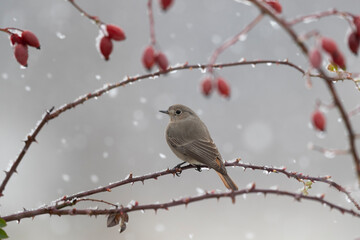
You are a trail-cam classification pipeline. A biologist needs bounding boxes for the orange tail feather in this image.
[216,172,238,191]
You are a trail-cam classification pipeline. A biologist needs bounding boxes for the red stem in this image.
[288,9,355,26]
[147,0,156,46]
[208,14,264,73]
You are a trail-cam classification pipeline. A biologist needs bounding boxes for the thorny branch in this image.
[2,185,360,223]
[47,160,360,212]
[47,59,321,121]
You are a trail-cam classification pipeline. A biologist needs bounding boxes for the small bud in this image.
[156,52,169,71]
[308,49,322,68]
[201,77,213,96]
[106,24,126,41]
[216,77,230,98]
[10,34,23,45]
[348,31,360,55]
[21,31,40,49]
[312,110,326,132]
[142,46,156,70]
[159,0,173,11]
[265,0,282,14]
[321,37,338,54]
[14,43,28,67]
[99,36,113,61]
[331,50,346,70]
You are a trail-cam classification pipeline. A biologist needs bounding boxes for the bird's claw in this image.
[172,167,182,177]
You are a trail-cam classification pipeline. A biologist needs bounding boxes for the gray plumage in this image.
[160,104,238,190]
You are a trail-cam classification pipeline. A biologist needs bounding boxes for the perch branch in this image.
[48,159,360,212]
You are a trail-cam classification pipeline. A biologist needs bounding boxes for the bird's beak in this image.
[159,110,169,114]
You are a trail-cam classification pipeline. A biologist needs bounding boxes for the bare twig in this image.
[147,0,156,46]
[67,0,103,25]
[208,14,264,73]
[47,59,310,121]
[2,186,360,223]
[74,198,118,208]
[287,9,355,26]
[349,105,360,118]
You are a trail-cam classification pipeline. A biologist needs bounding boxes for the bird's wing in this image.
[167,137,226,173]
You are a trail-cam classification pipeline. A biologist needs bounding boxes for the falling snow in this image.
[62,174,70,182]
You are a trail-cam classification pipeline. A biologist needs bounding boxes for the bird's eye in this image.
[175,110,182,115]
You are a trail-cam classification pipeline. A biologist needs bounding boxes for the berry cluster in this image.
[309,15,360,70]
[99,24,126,60]
[142,46,168,71]
[201,76,230,98]
[9,30,40,67]
[141,0,172,71]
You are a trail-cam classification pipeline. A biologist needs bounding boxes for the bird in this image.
[160,104,238,190]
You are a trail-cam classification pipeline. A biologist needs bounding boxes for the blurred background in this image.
[1,0,360,239]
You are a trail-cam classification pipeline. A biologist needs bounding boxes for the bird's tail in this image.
[216,172,238,191]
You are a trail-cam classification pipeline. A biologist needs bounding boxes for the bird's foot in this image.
[172,162,186,177]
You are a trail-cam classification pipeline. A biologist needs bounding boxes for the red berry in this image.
[321,37,338,54]
[354,16,360,37]
[21,31,40,49]
[106,24,126,41]
[10,34,23,45]
[100,37,113,61]
[348,31,360,55]
[312,110,326,132]
[331,50,346,69]
[142,46,156,70]
[201,77,213,96]
[14,43,28,67]
[265,1,282,14]
[308,49,322,68]
[159,0,173,11]
[156,52,169,71]
[216,77,230,98]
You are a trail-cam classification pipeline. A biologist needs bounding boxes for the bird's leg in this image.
[172,162,186,177]
[174,162,186,169]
